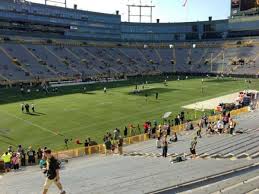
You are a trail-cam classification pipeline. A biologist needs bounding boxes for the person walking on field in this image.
[42,149,66,194]
[31,103,35,112]
[21,102,25,113]
[155,92,159,100]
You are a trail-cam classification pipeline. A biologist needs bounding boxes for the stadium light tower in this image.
[127,0,155,23]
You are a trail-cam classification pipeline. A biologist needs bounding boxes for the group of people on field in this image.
[21,102,35,113]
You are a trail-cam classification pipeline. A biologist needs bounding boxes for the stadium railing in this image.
[52,107,248,161]
[52,133,149,160]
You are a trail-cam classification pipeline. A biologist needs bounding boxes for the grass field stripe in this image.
[0,110,58,135]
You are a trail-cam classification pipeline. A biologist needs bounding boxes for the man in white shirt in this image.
[217,119,224,134]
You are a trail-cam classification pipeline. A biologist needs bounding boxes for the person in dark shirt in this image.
[25,104,30,113]
[155,92,159,100]
[118,136,123,155]
[104,138,112,155]
[174,116,180,126]
[42,149,66,194]
[84,139,89,147]
[190,137,198,159]
[180,111,185,123]
[124,126,128,137]
[167,125,171,136]
[37,148,43,160]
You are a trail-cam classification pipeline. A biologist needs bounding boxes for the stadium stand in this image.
[0,40,258,84]
[0,0,257,85]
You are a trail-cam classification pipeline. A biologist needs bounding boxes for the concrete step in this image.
[247,189,259,194]
[219,176,259,194]
[179,169,259,194]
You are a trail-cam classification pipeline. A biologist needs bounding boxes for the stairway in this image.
[44,46,80,75]
[21,45,62,79]
[177,167,259,194]
[0,46,33,77]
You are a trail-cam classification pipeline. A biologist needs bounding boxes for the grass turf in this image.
[0,76,258,151]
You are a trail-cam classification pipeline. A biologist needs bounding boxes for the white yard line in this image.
[0,110,58,135]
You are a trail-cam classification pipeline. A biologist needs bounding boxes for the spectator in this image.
[223,114,229,127]
[27,147,36,165]
[156,137,161,148]
[76,139,82,145]
[8,145,13,153]
[180,111,185,123]
[104,137,112,155]
[190,137,198,159]
[207,122,214,134]
[137,124,141,134]
[186,120,194,131]
[11,153,20,170]
[170,132,178,143]
[229,118,236,135]
[114,128,120,140]
[111,139,116,154]
[124,126,128,137]
[17,145,23,154]
[118,136,123,155]
[217,119,224,134]
[167,125,171,136]
[202,114,208,127]
[37,148,43,161]
[1,152,12,173]
[197,123,202,138]
[20,149,26,166]
[84,139,89,147]
[143,122,149,134]
[162,136,168,157]
[39,155,47,169]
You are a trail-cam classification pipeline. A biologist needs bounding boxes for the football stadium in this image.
[0,0,259,193]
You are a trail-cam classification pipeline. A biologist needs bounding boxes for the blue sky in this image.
[30,0,231,22]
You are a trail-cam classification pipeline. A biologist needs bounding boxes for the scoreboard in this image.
[231,0,259,16]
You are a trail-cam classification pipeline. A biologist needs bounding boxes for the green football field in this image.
[0,76,258,152]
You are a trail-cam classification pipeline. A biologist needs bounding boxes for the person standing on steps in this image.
[162,135,168,157]
[190,137,198,159]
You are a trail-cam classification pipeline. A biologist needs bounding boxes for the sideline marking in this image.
[0,110,58,136]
